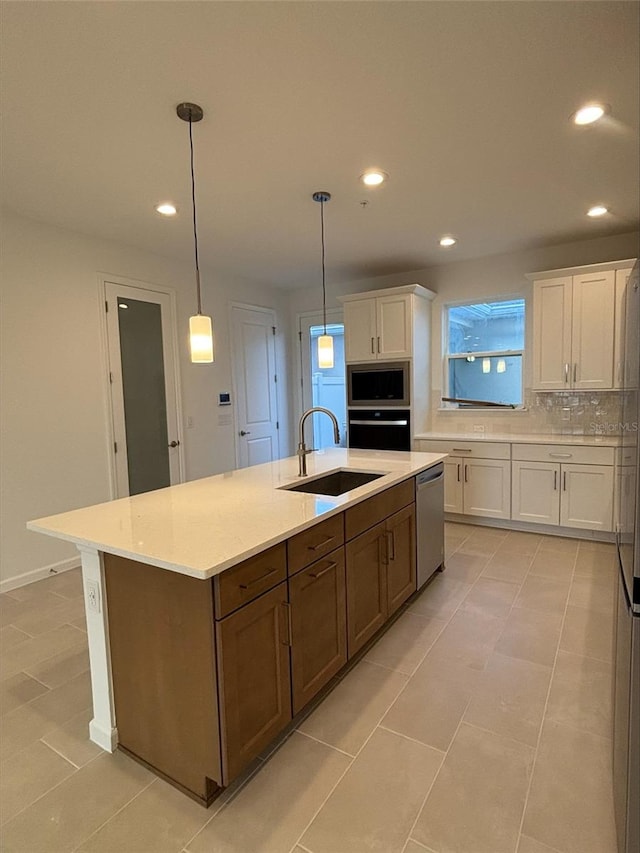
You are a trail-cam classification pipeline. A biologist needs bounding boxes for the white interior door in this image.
[104,280,183,498]
[231,305,279,468]
[299,309,346,449]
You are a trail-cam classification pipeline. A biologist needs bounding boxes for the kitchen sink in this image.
[281,469,385,497]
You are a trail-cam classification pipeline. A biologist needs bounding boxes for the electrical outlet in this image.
[86,580,100,614]
[473,425,485,433]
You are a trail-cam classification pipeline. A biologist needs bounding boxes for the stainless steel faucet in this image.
[297,407,341,477]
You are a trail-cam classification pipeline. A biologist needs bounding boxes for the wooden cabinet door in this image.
[511,461,560,526]
[571,270,615,390]
[216,583,291,783]
[344,299,377,362]
[289,549,347,714]
[463,459,511,519]
[386,504,416,616]
[532,277,572,390]
[345,521,387,658]
[614,268,634,389]
[376,293,412,359]
[560,464,614,531]
[443,456,464,513]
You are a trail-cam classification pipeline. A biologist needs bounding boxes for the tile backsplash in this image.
[430,390,624,436]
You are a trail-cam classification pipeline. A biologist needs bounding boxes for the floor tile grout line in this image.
[540,713,614,744]
[294,729,356,758]
[513,540,582,847]
[37,736,82,770]
[69,775,158,853]
[0,747,104,829]
[458,719,539,753]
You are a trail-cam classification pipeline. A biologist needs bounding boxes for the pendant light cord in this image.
[320,198,327,334]
[187,113,202,315]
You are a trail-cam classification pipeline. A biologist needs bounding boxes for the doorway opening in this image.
[299,311,346,450]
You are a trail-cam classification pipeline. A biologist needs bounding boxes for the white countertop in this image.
[28,448,446,580]
[416,431,622,447]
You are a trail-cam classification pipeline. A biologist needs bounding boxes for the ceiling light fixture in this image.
[440,236,457,247]
[155,202,177,216]
[177,102,214,363]
[587,205,609,217]
[572,103,608,125]
[360,169,387,187]
[312,191,334,369]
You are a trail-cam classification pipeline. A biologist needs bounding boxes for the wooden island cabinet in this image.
[104,477,418,806]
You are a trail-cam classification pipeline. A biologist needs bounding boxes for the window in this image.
[445,298,525,407]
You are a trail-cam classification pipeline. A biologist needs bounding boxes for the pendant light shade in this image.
[482,358,491,374]
[177,102,214,364]
[317,334,334,369]
[189,314,214,363]
[312,191,333,369]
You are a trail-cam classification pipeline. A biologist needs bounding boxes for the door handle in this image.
[309,561,337,580]
[280,602,293,647]
[239,430,251,436]
[563,471,567,491]
[377,336,381,353]
[307,535,335,551]
[168,440,180,448]
[464,464,469,483]
[553,470,557,491]
[371,337,375,354]
[573,363,577,383]
[457,463,461,483]
[386,530,396,561]
[564,363,569,385]
[239,567,279,590]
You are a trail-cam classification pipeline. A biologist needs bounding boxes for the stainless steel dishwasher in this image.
[416,463,445,588]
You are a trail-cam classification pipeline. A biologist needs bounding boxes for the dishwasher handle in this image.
[416,464,444,489]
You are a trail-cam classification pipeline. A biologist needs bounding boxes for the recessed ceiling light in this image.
[587,205,608,217]
[573,103,608,125]
[360,169,387,187]
[439,236,457,247]
[155,202,177,216]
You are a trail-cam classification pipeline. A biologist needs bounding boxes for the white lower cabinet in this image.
[443,457,463,513]
[462,459,511,519]
[512,456,614,532]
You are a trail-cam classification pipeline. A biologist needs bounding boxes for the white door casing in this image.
[103,278,183,498]
[231,304,279,469]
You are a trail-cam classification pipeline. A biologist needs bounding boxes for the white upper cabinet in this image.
[340,284,434,364]
[531,261,634,391]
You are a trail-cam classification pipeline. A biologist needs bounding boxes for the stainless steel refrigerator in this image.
[613,260,640,853]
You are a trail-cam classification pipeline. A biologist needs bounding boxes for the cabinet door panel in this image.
[216,583,291,783]
[344,299,377,362]
[444,457,464,513]
[571,270,615,389]
[511,461,560,525]
[376,294,412,359]
[463,459,511,519]
[289,549,347,714]
[345,521,387,657]
[560,464,614,531]
[532,277,572,390]
[386,504,416,616]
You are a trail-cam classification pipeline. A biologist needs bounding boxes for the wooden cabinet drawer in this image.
[420,439,511,460]
[511,443,614,466]
[345,479,414,541]
[213,543,287,619]
[287,514,344,576]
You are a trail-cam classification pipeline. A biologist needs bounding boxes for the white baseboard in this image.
[1,556,81,594]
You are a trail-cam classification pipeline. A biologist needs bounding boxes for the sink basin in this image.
[282,469,384,497]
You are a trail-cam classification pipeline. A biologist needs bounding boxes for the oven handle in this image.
[349,419,408,426]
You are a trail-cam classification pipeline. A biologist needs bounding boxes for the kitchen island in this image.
[28,447,446,805]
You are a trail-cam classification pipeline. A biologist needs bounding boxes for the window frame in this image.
[442,296,526,410]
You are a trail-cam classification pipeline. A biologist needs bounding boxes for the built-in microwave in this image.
[347,361,410,407]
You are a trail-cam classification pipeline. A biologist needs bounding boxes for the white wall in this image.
[0,211,292,588]
[287,230,639,433]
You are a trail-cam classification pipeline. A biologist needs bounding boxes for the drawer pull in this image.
[308,535,336,551]
[309,561,337,580]
[549,453,572,458]
[239,567,278,590]
[452,448,472,453]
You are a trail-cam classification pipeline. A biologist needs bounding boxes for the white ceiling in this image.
[1,1,638,289]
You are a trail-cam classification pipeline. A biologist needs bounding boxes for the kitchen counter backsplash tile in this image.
[431,390,624,437]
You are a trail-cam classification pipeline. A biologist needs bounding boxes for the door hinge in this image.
[276,421,280,429]
[113,441,118,453]
[109,371,114,384]
[105,300,109,312]
[272,326,276,336]
[274,374,278,383]
[298,330,302,341]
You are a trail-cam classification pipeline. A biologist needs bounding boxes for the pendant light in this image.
[177,102,214,363]
[312,191,334,369]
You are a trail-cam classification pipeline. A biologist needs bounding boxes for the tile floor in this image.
[0,523,619,853]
